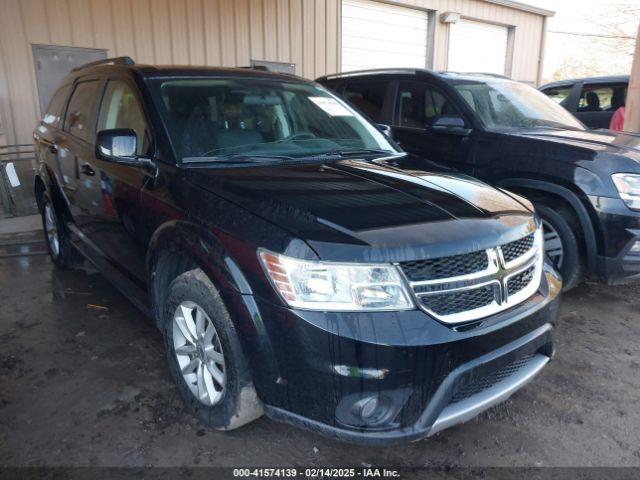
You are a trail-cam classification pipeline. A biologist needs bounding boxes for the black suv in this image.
[34,58,559,445]
[318,69,640,290]
[540,75,628,129]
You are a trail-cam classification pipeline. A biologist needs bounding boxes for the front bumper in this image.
[252,266,561,445]
[591,197,640,284]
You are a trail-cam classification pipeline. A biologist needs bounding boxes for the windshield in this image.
[148,77,399,162]
[453,80,585,131]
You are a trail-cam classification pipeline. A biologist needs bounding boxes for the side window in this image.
[63,80,102,141]
[97,80,150,155]
[578,83,628,112]
[43,84,72,127]
[342,81,388,122]
[542,86,573,107]
[396,82,460,128]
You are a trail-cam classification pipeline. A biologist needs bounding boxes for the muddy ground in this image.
[1,231,639,468]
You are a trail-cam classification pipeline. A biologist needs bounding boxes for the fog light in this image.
[335,388,412,430]
[358,396,379,420]
[350,394,392,425]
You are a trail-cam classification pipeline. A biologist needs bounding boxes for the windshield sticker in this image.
[309,97,353,116]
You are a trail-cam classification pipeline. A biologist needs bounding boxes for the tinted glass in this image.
[396,82,457,128]
[542,86,573,107]
[63,80,102,142]
[454,80,584,131]
[578,83,627,112]
[42,84,72,127]
[342,81,388,122]
[148,78,397,161]
[97,80,149,155]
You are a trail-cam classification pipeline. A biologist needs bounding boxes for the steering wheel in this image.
[281,132,316,143]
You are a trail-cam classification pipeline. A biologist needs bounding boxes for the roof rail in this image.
[72,56,135,72]
[320,68,422,80]
[460,72,509,79]
[240,65,270,71]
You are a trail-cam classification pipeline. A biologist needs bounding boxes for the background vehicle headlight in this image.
[259,251,414,311]
[612,173,640,210]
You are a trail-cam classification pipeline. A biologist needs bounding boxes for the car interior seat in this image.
[180,100,218,158]
[609,88,626,111]
[214,93,265,150]
[581,91,601,112]
[400,95,423,128]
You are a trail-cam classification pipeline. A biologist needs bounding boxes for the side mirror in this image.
[377,124,393,138]
[431,115,472,136]
[95,128,154,169]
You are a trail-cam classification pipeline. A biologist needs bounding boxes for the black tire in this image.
[534,203,585,291]
[41,195,83,269]
[162,269,263,430]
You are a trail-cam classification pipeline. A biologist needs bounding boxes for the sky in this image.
[521,0,640,83]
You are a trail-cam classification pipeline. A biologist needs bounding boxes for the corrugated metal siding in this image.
[0,0,342,145]
[0,0,545,146]
[391,0,544,83]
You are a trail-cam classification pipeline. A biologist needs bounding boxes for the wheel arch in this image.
[496,178,599,274]
[34,174,46,213]
[146,220,246,326]
[146,220,282,399]
[35,163,73,223]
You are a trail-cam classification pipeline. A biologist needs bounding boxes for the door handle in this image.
[81,163,96,176]
[49,144,58,154]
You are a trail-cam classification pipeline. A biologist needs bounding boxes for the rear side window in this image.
[97,80,150,155]
[342,81,388,122]
[542,86,573,107]
[578,83,627,112]
[63,80,103,142]
[43,85,72,127]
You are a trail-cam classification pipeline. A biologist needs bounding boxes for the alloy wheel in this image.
[542,219,564,268]
[172,301,226,406]
[44,203,60,258]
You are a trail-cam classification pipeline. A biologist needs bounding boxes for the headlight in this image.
[612,173,640,210]
[259,250,414,311]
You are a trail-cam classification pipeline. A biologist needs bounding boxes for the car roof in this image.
[317,68,513,84]
[539,75,630,89]
[67,57,311,84]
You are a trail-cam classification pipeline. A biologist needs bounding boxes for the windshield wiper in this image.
[182,153,296,164]
[297,149,400,160]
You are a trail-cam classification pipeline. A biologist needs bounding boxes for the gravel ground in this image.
[1,232,639,469]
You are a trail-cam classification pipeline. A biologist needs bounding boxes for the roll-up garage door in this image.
[447,19,509,75]
[341,0,429,72]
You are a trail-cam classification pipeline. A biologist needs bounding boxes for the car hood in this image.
[184,157,536,262]
[506,128,640,162]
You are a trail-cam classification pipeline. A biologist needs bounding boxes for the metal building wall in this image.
[0,0,341,146]
[0,0,546,147]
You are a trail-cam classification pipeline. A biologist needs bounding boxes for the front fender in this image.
[497,178,599,274]
[146,220,283,404]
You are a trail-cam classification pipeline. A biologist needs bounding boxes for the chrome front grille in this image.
[507,265,536,296]
[401,250,489,281]
[502,233,535,264]
[400,228,543,324]
[419,284,496,316]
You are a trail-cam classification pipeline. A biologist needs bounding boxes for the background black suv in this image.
[318,69,640,290]
[540,75,628,129]
[33,58,560,444]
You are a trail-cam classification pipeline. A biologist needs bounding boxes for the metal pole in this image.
[623,22,640,133]
[536,16,548,87]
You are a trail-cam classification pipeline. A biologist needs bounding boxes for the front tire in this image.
[162,269,263,430]
[41,196,82,268]
[535,203,585,291]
